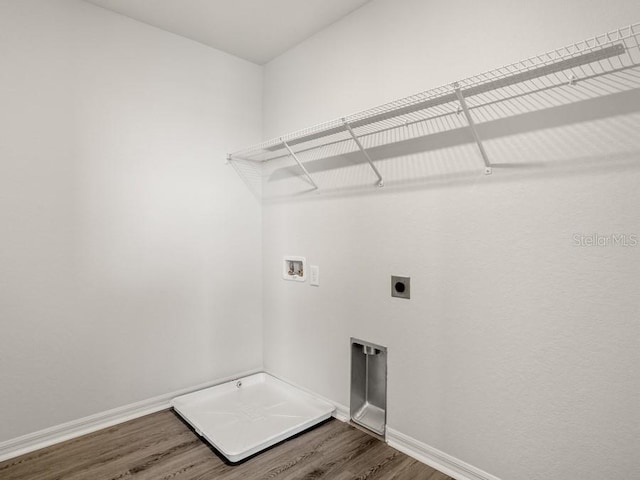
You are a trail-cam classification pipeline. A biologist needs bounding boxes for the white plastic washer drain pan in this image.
[171,373,335,462]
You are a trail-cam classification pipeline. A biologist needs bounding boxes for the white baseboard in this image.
[0,368,261,463]
[331,403,350,422]
[387,428,502,480]
[268,375,499,480]
[1,369,500,480]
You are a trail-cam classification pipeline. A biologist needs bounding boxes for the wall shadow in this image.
[251,88,640,202]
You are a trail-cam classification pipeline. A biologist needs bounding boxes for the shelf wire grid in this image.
[229,23,640,191]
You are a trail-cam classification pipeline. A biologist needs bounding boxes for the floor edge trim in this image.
[0,368,261,462]
[386,427,502,480]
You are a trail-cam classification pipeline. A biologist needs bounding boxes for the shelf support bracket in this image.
[282,139,319,190]
[454,84,493,175]
[343,119,384,187]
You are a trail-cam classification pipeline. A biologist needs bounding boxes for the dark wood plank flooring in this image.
[0,410,453,479]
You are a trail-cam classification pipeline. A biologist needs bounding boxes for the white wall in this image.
[262,1,640,479]
[0,0,263,442]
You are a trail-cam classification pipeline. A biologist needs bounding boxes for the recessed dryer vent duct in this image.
[350,338,387,437]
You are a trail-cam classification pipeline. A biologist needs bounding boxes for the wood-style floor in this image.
[0,410,453,480]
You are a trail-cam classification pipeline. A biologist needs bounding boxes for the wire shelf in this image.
[228,23,640,193]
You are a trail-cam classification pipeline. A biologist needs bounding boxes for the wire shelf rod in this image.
[343,120,385,187]
[254,43,627,155]
[228,23,640,193]
[282,140,319,190]
[262,56,638,163]
[244,58,639,165]
[454,84,493,175]
[257,106,464,164]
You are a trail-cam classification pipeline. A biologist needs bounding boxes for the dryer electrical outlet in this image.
[391,276,410,299]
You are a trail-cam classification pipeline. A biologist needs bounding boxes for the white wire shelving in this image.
[228,23,640,194]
